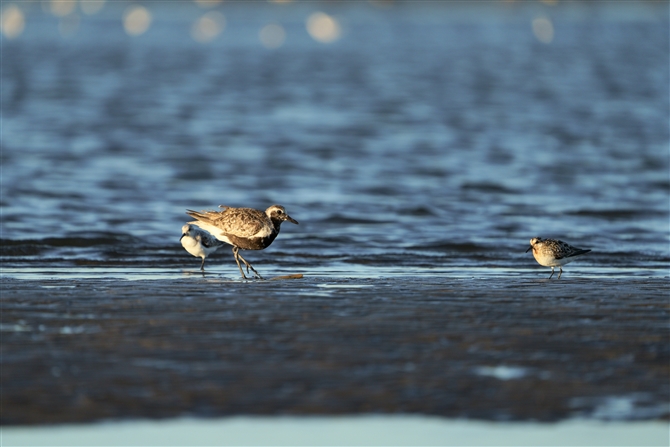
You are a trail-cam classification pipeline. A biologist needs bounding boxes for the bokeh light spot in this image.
[306,12,341,44]
[259,23,286,49]
[191,11,225,43]
[532,16,554,44]
[123,5,152,36]
[50,0,77,17]
[1,4,25,39]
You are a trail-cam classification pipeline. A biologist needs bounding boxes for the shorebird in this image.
[180,224,224,271]
[526,237,591,279]
[185,204,298,279]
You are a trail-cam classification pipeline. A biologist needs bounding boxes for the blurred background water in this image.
[1,0,668,278]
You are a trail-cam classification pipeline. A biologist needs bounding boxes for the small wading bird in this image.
[526,237,591,279]
[180,224,224,271]
[185,204,298,280]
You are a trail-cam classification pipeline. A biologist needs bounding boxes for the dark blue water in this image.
[1,1,668,279]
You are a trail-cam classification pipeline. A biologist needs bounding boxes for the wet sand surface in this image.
[3,274,668,425]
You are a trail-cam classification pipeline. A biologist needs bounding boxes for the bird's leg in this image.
[200,257,206,271]
[238,254,263,280]
[236,251,263,280]
[232,247,248,279]
[557,267,563,279]
[234,248,251,275]
[548,267,555,279]
[233,249,263,280]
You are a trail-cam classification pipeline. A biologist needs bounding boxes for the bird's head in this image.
[526,237,542,253]
[266,205,299,225]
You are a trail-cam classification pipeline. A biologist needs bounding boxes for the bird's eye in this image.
[277,209,284,215]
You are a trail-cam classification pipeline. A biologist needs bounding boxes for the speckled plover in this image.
[180,224,224,271]
[186,204,298,279]
[526,237,591,279]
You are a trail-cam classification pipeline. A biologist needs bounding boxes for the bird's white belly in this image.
[181,237,207,258]
[190,222,234,246]
[534,252,573,267]
[191,221,273,246]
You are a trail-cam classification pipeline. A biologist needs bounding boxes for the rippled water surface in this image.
[1,2,668,279]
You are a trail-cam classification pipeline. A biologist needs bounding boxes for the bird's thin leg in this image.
[234,249,252,275]
[232,247,248,279]
[548,267,555,279]
[200,257,206,271]
[236,251,263,280]
[557,267,563,279]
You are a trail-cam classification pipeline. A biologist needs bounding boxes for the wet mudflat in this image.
[2,275,668,425]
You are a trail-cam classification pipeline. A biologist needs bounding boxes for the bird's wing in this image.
[186,208,265,238]
[567,247,591,258]
[547,240,570,259]
[552,239,589,259]
[216,208,266,237]
[193,226,224,248]
[200,232,224,248]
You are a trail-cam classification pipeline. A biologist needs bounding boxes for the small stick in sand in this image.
[268,274,304,281]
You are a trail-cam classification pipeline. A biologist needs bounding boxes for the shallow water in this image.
[1,1,668,280]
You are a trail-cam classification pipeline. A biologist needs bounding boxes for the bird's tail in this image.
[570,248,592,257]
[185,209,218,225]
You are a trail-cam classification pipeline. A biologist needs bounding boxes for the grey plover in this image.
[526,237,591,279]
[180,224,224,271]
[185,204,298,279]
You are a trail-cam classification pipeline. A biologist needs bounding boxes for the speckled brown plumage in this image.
[526,237,591,279]
[185,205,298,279]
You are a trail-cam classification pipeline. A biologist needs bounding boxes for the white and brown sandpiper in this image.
[526,237,591,279]
[185,204,298,279]
[180,224,224,271]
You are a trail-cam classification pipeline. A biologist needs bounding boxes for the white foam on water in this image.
[474,365,529,380]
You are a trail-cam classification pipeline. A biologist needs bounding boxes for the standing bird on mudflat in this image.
[186,204,298,279]
[180,224,224,271]
[526,237,591,279]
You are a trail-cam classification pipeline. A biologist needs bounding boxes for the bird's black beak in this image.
[525,246,532,253]
[285,215,299,225]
